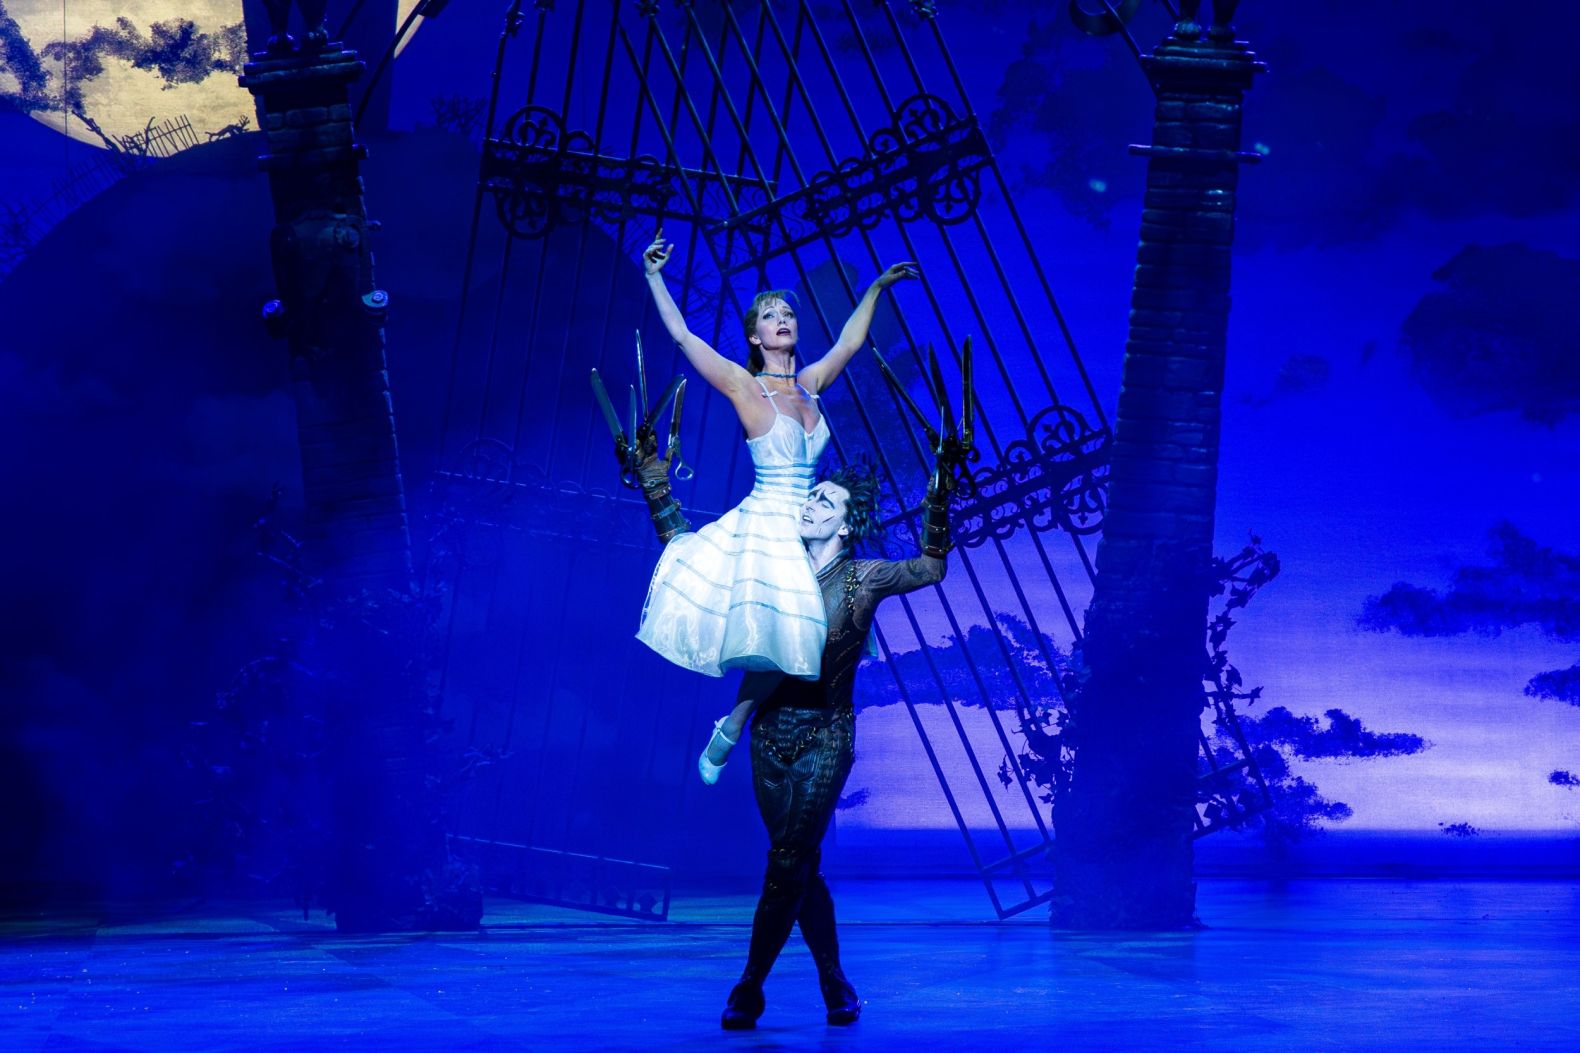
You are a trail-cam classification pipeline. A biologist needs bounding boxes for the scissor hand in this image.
[592,330,692,490]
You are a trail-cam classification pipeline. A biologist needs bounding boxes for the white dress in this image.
[636,380,830,679]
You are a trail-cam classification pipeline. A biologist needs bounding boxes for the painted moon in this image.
[1,0,422,148]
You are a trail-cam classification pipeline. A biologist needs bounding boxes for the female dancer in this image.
[637,229,916,782]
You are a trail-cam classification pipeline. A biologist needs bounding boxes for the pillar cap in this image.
[1143,36,1266,89]
[241,45,366,93]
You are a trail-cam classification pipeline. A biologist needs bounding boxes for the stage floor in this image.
[5,879,1578,1051]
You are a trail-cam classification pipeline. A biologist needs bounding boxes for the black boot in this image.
[721,874,803,1030]
[819,968,861,1025]
[721,976,766,1030]
[800,873,861,1025]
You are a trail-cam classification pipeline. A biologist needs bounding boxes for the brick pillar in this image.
[242,44,411,596]
[242,43,449,932]
[1051,2,1262,929]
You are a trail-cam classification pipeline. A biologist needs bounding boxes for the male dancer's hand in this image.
[634,448,672,493]
[629,447,690,544]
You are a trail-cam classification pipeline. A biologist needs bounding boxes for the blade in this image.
[590,369,626,442]
[634,329,649,416]
[644,375,685,433]
[667,378,687,458]
[871,345,940,450]
[628,385,640,449]
[961,335,975,450]
[928,343,957,440]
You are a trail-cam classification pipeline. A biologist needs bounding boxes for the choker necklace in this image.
[759,371,797,379]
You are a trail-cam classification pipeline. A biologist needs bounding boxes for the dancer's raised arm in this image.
[799,262,919,394]
[644,230,753,400]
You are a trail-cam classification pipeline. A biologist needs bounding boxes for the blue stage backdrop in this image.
[2,1,1577,899]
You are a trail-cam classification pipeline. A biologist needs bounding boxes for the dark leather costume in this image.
[734,549,943,1019]
[636,454,946,1025]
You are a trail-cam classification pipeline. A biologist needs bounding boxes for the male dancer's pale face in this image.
[798,481,851,546]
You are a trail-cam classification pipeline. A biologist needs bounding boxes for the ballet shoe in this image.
[698,716,738,786]
[720,978,765,1030]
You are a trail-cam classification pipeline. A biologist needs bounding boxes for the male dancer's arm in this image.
[853,465,951,615]
[634,452,690,544]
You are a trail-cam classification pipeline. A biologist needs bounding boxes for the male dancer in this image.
[632,445,952,1029]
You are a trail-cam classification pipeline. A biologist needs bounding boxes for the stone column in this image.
[242,41,448,932]
[242,45,410,591]
[1051,1,1262,929]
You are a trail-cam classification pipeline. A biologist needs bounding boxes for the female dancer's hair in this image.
[824,461,884,551]
[743,289,800,375]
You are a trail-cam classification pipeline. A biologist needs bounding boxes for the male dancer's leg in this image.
[798,868,860,1022]
[721,706,853,1028]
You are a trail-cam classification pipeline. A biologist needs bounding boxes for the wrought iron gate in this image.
[432,0,1135,920]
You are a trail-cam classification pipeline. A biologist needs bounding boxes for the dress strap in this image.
[753,375,781,405]
[755,375,820,402]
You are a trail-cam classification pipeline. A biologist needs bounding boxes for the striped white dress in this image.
[636,388,829,679]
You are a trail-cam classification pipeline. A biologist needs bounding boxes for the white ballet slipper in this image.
[698,716,739,786]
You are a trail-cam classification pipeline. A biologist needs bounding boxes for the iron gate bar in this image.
[879,0,927,91]
[884,0,1110,651]
[703,4,1054,732]
[476,227,517,432]
[729,10,769,194]
[881,215,1079,787]
[475,528,531,840]
[538,0,602,473]
[440,0,528,466]
[732,7,1060,827]
[837,0,896,115]
[498,8,598,847]
[523,0,549,108]
[766,6,804,190]
[876,623,1031,919]
[654,4,1052,905]
[571,10,656,494]
[617,17,784,517]
[682,11,750,510]
[459,8,636,879]
[452,835,672,920]
[983,841,1055,873]
[862,5,1100,648]
[645,23,743,217]
[504,235,553,448]
[475,0,553,443]
[515,12,663,858]
[719,0,1066,900]
[735,0,1064,886]
[438,0,1155,920]
[518,542,604,850]
[920,10,1111,432]
[790,5,1080,896]
[908,211,1095,649]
